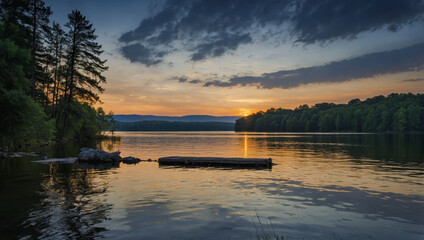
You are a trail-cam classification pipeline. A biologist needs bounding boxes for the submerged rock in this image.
[78,148,122,163]
[122,156,142,164]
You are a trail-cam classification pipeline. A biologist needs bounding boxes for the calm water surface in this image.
[1,132,423,239]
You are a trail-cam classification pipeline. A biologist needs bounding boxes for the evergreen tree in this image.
[60,10,108,139]
[1,2,113,147]
[45,21,65,118]
[0,21,54,147]
[27,0,52,100]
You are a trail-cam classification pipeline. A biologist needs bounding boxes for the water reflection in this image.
[237,177,424,225]
[253,133,424,163]
[244,134,248,157]
[98,137,122,153]
[1,132,423,239]
[79,162,120,170]
[20,164,114,239]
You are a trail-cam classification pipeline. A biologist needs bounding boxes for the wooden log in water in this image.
[158,156,272,168]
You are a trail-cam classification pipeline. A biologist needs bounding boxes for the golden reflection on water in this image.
[244,133,247,158]
[97,132,424,197]
[14,131,424,240]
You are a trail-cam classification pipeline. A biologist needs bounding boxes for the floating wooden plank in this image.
[158,156,272,168]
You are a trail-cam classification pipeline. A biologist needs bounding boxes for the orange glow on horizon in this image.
[97,70,424,116]
[238,109,253,117]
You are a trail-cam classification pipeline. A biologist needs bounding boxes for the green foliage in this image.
[0,20,54,147]
[54,101,112,140]
[59,9,108,139]
[106,111,119,135]
[0,24,31,90]
[0,1,110,148]
[393,107,407,132]
[235,93,424,133]
[0,89,55,146]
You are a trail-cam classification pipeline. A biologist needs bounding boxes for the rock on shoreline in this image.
[28,148,144,166]
[78,148,122,163]
[78,148,142,164]
[122,156,142,164]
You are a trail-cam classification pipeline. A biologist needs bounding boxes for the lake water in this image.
[1,132,423,239]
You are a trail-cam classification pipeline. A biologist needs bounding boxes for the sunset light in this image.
[1,0,423,239]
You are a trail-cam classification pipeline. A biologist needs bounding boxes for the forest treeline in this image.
[235,93,424,132]
[118,121,235,131]
[0,0,116,147]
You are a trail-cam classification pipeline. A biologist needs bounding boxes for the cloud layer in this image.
[199,43,424,88]
[119,0,424,66]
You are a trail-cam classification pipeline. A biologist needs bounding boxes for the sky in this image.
[46,0,424,116]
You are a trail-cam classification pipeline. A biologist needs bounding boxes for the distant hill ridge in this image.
[117,121,234,131]
[114,115,239,123]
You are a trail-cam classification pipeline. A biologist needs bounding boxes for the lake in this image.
[1,132,423,239]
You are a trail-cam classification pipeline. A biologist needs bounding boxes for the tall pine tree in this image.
[45,21,65,118]
[60,10,108,139]
[27,0,51,101]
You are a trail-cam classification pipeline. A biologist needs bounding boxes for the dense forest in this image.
[0,0,115,147]
[235,93,424,132]
[118,121,234,131]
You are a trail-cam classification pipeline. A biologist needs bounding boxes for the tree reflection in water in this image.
[20,164,113,239]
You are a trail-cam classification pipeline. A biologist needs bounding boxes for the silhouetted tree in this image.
[0,19,54,147]
[27,0,51,100]
[60,10,108,139]
[0,2,112,147]
[45,21,65,118]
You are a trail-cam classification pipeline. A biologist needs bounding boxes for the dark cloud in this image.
[203,43,424,89]
[189,79,201,84]
[203,80,230,87]
[178,77,187,82]
[190,33,252,61]
[402,78,424,82]
[119,0,424,66]
[120,43,163,66]
[172,78,203,84]
[291,0,424,44]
